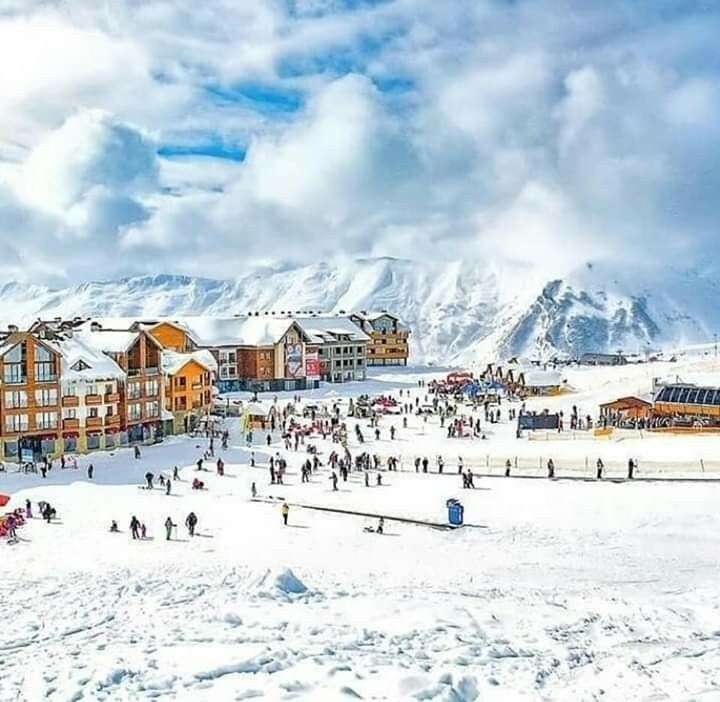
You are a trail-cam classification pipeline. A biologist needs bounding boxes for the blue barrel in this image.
[447,499,464,526]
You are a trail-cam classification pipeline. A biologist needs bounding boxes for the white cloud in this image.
[0,1,718,283]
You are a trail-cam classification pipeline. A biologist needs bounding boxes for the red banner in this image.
[305,353,320,378]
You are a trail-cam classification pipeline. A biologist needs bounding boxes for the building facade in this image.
[162,351,216,434]
[349,312,409,366]
[0,331,63,461]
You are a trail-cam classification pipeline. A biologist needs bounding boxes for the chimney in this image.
[8,324,18,333]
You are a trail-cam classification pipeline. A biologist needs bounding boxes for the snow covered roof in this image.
[167,316,301,347]
[58,337,126,382]
[74,322,140,354]
[161,349,218,375]
[294,317,370,344]
[523,369,564,387]
[244,402,270,416]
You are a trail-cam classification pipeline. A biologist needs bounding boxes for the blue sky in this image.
[0,0,718,283]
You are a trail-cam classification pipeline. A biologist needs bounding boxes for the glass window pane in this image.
[687,389,699,403]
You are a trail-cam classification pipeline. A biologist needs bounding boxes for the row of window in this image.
[127,401,160,421]
[5,412,57,432]
[63,407,115,419]
[173,373,211,389]
[64,383,116,397]
[128,380,159,400]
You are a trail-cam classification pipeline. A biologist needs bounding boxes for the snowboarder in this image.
[185,511,198,537]
[281,502,289,526]
[164,516,175,540]
[130,515,141,540]
[87,464,94,480]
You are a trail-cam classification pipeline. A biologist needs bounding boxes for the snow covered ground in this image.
[3,362,720,701]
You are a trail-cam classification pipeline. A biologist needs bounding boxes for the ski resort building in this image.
[161,351,217,434]
[0,329,63,461]
[652,383,720,427]
[348,312,409,366]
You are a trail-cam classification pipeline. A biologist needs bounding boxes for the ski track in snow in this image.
[3,365,720,700]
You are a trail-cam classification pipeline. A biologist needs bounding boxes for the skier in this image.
[164,516,176,541]
[596,458,604,480]
[185,511,198,537]
[87,464,94,480]
[281,502,289,526]
[129,515,141,540]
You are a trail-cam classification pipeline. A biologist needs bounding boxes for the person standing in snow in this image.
[145,472,154,490]
[25,499,32,519]
[281,502,289,526]
[173,466,179,480]
[547,459,555,479]
[505,459,512,477]
[129,515,141,540]
[165,479,171,495]
[164,516,176,541]
[216,458,224,476]
[87,464,94,480]
[140,522,147,539]
[627,458,635,480]
[185,512,198,537]
[331,471,339,491]
[251,482,257,499]
[457,457,464,475]
[596,458,604,480]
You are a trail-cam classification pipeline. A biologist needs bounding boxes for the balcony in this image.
[86,416,103,429]
[104,392,120,404]
[145,366,160,376]
[85,394,102,405]
[191,381,204,390]
[63,418,79,430]
[62,396,79,408]
[105,415,121,427]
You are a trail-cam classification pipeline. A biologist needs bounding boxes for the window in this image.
[88,407,99,418]
[128,382,141,400]
[145,401,159,418]
[175,397,187,411]
[35,388,57,407]
[175,377,187,389]
[128,403,142,421]
[145,379,158,397]
[105,384,114,395]
[65,409,77,419]
[34,345,56,382]
[5,414,28,432]
[3,342,26,384]
[35,411,57,430]
[64,386,77,396]
[4,391,27,408]
[106,406,114,417]
[86,384,98,396]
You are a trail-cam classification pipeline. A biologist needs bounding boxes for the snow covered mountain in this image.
[0,258,718,364]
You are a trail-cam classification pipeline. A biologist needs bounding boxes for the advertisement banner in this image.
[285,343,305,379]
[305,352,320,379]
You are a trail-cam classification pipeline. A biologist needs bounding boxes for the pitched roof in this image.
[57,337,126,381]
[161,350,218,375]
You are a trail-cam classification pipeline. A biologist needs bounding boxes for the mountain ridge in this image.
[0,258,718,365]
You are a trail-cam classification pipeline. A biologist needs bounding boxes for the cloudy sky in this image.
[0,0,717,285]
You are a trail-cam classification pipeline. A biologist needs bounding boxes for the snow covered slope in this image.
[0,258,718,364]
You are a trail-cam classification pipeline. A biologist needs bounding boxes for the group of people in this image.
[118,511,198,541]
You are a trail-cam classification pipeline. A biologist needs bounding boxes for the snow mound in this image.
[251,568,310,600]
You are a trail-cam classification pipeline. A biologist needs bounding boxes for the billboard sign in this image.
[285,343,305,379]
[305,352,320,379]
